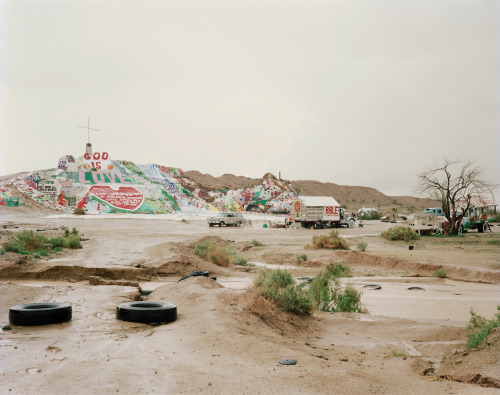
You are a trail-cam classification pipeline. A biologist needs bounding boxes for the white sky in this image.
[1,0,498,196]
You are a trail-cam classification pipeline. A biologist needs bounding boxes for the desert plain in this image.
[0,200,499,395]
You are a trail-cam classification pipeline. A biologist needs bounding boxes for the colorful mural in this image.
[0,189,23,206]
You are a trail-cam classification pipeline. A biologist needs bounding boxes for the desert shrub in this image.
[309,263,361,313]
[466,306,500,349]
[73,207,85,215]
[381,226,420,242]
[357,242,367,251]
[308,230,349,250]
[251,239,263,246]
[49,236,66,248]
[254,268,314,314]
[194,241,246,267]
[295,254,307,263]
[361,211,381,220]
[61,226,70,237]
[4,230,48,253]
[433,268,447,278]
[4,228,83,255]
[66,234,82,249]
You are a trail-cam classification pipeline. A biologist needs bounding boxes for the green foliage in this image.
[254,268,314,314]
[5,230,48,253]
[309,230,350,250]
[66,234,82,249]
[357,242,368,251]
[360,211,381,220]
[295,254,308,263]
[4,228,83,255]
[433,268,447,278]
[381,226,420,242]
[251,239,263,246]
[309,263,360,313]
[466,307,500,349]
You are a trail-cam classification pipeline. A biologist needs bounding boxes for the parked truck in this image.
[289,196,354,228]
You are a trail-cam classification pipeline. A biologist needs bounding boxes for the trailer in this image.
[290,196,354,228]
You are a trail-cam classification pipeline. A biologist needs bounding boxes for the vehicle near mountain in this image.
[207,212,245,227]
[289,196,354,228]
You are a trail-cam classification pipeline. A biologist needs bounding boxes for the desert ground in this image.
[0,202,499,394]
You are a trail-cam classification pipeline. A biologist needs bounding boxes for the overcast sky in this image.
[1,0,498,196]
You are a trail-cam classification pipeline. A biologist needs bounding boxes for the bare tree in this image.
[415,158,495,234]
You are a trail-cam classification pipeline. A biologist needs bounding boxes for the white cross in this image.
[77,118,101,144]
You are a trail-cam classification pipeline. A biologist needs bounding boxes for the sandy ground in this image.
[0,204,499,394]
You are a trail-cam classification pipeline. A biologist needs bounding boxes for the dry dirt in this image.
[0,203,499,394]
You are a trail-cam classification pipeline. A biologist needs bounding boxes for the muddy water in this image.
[136,274,500,327]
[352,277,500,325]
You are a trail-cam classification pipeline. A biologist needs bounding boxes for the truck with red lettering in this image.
[289,196,354,228]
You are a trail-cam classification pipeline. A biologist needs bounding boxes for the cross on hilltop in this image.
[77,118,101,144]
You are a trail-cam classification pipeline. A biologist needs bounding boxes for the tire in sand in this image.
[9,303,72,326]
[116,301,177,324]
[278,358,297,365]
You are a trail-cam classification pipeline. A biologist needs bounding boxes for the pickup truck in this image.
[208,212,244,227]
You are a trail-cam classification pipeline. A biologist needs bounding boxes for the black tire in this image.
[116,301,177,324]
[209,276,217,281]
[220,221,225,227]
[209,223,214,227]
[9,303,72,326]
[478,223,484,233]
[192,271,209,277]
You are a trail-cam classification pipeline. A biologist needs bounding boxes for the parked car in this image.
[208,212,244,227]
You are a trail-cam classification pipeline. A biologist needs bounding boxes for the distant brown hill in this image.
[184,171,439,214]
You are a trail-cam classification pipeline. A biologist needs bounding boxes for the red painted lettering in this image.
[102,152,109,160]
[84,153,91,160]
[93,153,101,160]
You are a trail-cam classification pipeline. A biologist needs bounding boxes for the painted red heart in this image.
[89,186,144,211]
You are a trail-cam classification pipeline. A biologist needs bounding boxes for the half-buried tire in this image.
[9,303,72,326]
[116,301,177,324]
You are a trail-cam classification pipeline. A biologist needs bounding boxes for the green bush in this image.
[49,236,67,248]
[357,242,367,251]
[66,234,82,249]
[295,254,308,263]
[251,239,263,247]
[4,228,83,255]
[381,226,420,242]
[309,263,361,313]
[309,230,349,250]
[466,307,500,349]
[360,211,381,220]
[433,268,447,278]
[254,268,314,314]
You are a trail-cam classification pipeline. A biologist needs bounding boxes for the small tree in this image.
[415,158,495,234]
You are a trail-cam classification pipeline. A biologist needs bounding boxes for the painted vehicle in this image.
[441,200,497,234]
[208,212,244,227]
[459,204,496,233]
[422,208,445,216]
[289,196,354,228]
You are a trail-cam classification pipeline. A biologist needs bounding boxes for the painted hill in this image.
[3,157,438,215]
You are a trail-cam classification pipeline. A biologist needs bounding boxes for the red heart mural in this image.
[89,186,144,211]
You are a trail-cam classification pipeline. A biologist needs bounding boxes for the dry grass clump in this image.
[194,240,247,267]
[308,230,349,250]
[73,207,85,215]
[381,226,420,241]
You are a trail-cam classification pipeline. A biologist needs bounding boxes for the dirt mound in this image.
[184,171,259,191]
[436,328,500,388]
[144,253,232,277]
[332,251,500,283]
